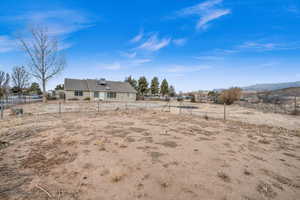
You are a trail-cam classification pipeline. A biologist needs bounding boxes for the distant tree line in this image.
[0,67,43,98]
[125,76,176,97]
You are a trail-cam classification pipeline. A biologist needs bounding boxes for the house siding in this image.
[65,90,136,101]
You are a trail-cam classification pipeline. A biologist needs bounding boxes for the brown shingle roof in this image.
[64,78,137,93]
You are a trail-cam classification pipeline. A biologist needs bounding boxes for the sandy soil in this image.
[0,109,299,200]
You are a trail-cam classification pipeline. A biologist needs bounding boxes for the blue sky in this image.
[0,0,299,92]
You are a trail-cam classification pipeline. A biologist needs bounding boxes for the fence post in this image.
[59,101,61,115]
[295,96,297,114]
[0,102,3,120]
[98,101,100,112]
[224,103,226,121]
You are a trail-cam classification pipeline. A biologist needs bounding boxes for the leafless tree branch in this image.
[17,25,65,102]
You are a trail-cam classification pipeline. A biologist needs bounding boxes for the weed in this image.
[256,181,277,198]
[217,171,231,182]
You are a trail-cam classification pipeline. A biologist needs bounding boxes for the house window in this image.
[107,92,116,99]
[94,91,99,98]
[74,90,83,96]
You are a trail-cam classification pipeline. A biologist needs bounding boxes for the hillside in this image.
[260,87,300,97]
[242,81,300,91]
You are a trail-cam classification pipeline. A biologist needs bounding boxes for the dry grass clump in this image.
[110,168,127,183]
[244,169,252,176]
[217,171,231,182]
[258,138,271,144]
[256,181,277,198]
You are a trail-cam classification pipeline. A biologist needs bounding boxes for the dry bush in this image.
[217,171,231,182]
[218,87,242,105]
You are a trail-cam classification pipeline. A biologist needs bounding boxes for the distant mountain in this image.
[242,81,300,91]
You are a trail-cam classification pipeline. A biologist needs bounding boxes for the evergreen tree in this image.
[28,82,42,95]
[150,77,159,95]
[160,79,169,96]
[55,84,64,90]
[138,76,148,96]
[125,75,137,90]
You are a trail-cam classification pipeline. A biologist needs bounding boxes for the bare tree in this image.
[17,26,65,102]
[11,66,30,95]
[0,71,10,98]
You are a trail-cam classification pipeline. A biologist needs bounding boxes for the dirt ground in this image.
[0,107,299,200]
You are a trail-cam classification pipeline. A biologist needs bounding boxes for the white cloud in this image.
[131,59,151,65]
[130,30,144,43]
[100,62,121,70]
[238,42,277,51]
[0,36,17,53]
[173,38,187,46]
[237,41,300,51]
[120,51,137,58]
[178,0,230,30]
[196,9,230,29]
[212,41,300,55]
[138,34,171,51]
[13,9,94,36]
[195,56,224,60]
[166,65,211,73]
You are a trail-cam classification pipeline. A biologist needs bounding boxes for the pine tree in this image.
[150,77,159,95]
[138,76,149,96]
[125,76,137,91]
[160,79,169,96]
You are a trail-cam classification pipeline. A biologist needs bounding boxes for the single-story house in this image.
[64,78,137,101]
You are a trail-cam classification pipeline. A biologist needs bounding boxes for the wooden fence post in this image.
[59,101,61,115]
[224,103,226,121]
[98,101,100,112]
[0,103,3,120]
[295,96,297,114]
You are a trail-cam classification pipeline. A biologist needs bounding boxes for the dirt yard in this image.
[0,107,300,199]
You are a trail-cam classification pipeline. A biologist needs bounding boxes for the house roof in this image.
[64,78,137,93]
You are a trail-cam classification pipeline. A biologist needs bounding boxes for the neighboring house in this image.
[64,78,137,101]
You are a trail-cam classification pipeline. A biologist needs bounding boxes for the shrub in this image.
[191,94,196,103]
[84,97,91,101]
[218,87,242,105]
[68,98,79,101]
[47,96,57,101]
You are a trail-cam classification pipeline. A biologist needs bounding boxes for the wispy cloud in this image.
[177,0,230,30]
[137,34,171,51]
[131,59,152,65]
[166,64,211,73]
[238,42,277,51]
[130,30,144,43]
[173,38,187,46]
[238,41,300,51]
[100,62,121,70]
[120,51,137,58]
[213,41,300,55]
[195,56,224,60]
[286,5,300,14]
[0,36,16,53]
[13,9,94,36]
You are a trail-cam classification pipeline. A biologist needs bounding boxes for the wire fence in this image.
[0,100,228,121]
[0,95,43,108]
[237,97,299,115]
